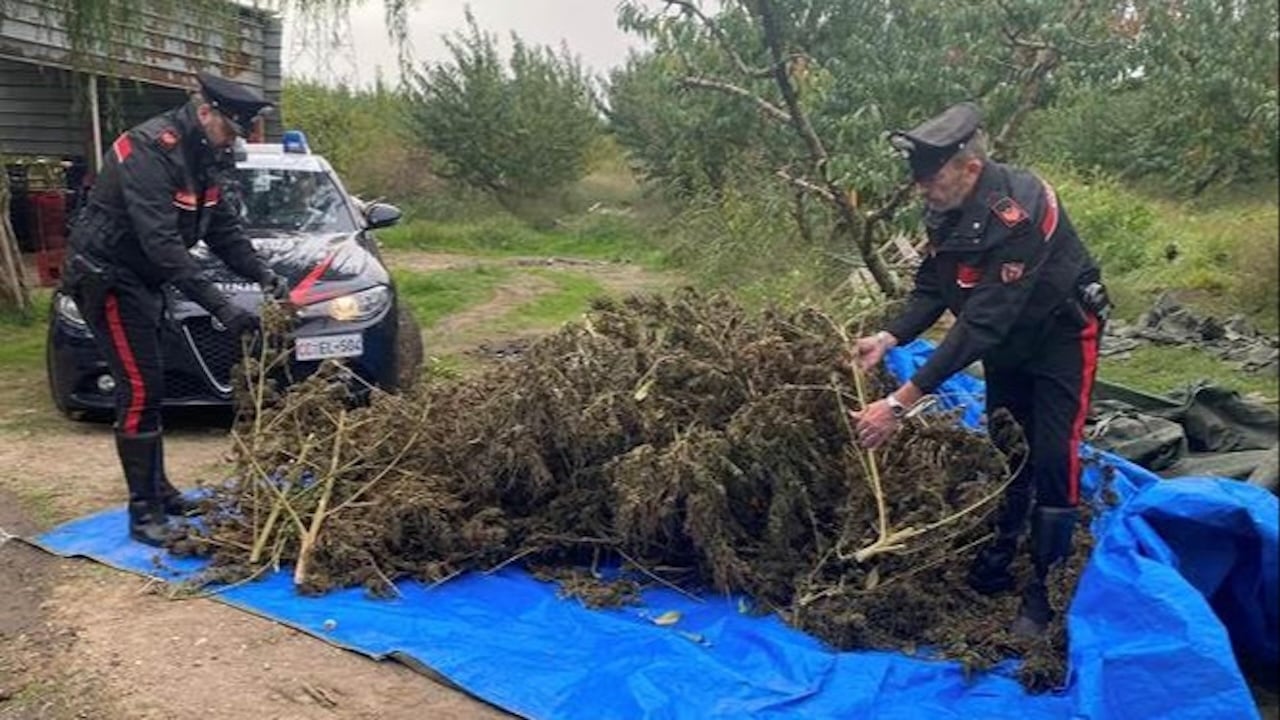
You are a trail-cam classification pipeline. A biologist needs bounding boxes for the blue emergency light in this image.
[282,130,310,154]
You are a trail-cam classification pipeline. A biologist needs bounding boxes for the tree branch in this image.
[754,0,899,296]
[663,0,775,79]
[679,76,792,124]
[775,169,835,203]
[866,182,915,224]
[991,0,1091,156]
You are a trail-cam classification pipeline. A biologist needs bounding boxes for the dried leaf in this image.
[676,630,708,646]
[652,610,682,626]
[634,378,655,401]
[864,565,880,591]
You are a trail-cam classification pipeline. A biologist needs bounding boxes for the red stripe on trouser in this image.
[1066,314,1100,505]
[104,293,147,435]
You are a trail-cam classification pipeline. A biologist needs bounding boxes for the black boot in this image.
[152,435,201,517]
[1011,506,1078,637]
[116,431,172,547]
[158,477,200,516]
[967,473,1033,595]
[967,532,1020,595]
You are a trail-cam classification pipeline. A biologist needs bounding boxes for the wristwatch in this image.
[886,394,908,419]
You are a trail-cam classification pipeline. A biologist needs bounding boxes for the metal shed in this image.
[1,0,283,160]
[0,0,282,264]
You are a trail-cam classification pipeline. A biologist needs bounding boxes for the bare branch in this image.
[754,1,828,173]
[866,182,914,224]
[775,169,835,203]
[1001,26,1055,52]
[679,76,792,124]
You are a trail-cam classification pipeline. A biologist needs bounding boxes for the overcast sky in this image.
[282,1,665,87]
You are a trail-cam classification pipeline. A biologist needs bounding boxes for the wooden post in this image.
[0,161,32,312]
[89,74,103,172]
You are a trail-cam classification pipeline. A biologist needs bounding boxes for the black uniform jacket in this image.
[68,103,269,314]
[885,161,1100,392]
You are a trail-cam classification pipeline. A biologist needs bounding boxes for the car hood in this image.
[189,231,390,304]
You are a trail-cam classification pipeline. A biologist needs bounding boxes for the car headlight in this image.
[297,286,392,322]
[55,294,87,327]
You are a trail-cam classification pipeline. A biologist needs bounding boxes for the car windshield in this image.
[235,168,357,234]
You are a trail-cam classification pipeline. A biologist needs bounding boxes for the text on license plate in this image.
[295,333,363,361]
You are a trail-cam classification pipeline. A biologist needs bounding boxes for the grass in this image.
[0,289,51,371]
[1055,172,1279,333]
[1099,344,1279,402]
[392,265,512,329]
[1026,171,1280,404]
[379,214,668,270]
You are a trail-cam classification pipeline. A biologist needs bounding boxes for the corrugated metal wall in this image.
[0,0,272,89]
[0,0,282,160]
[262,15,283,140]
[96,78,189,141]
[0,58,83,157]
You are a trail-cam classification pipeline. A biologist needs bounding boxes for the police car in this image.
[46,131,423,418]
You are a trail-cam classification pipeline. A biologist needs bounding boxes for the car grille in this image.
[181,317,239,394]
[164,370,212,400]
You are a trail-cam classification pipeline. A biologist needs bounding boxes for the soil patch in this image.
[388,251,678,361]
[0,412,506,719]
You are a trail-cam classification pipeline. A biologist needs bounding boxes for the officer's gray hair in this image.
[951,129,988,165]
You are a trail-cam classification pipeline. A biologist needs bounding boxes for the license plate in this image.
[295,333,363,361]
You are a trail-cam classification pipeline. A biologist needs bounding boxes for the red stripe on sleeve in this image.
[1039,180,1059,241]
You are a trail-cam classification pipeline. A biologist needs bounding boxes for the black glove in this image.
[214,304,260,337]
[261,271,291,302]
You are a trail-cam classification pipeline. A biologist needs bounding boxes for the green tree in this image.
[281,79,434,201]
[1028,0,1278,194]
[612,0,1120,295]
[405,11,601,208]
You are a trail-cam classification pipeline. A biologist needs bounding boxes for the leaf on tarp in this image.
[652,610,682,626]
[676,630,709,646]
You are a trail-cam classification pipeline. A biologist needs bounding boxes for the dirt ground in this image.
[0,250,677,720]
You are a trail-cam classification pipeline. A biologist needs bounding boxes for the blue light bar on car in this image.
[282,130,310,154]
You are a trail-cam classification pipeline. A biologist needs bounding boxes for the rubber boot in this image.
[1011,506,1078,637]
[967,476,1033,595]
[116,431,172,547]
[153,435,201,517]
[967,532,1020,595]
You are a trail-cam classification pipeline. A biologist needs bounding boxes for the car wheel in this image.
[392,304,424,391]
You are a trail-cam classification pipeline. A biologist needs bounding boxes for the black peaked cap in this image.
[197,71,273,136]
[888,102,983,181]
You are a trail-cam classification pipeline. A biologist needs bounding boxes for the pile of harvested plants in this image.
[174,289,1094,690]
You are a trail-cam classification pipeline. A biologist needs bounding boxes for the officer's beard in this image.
[923,193,965,213]
[922,176,978,213]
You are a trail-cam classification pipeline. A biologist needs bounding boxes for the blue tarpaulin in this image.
[33,339,1277,719]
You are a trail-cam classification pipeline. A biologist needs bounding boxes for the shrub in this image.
[405,11,600,209]
[1051,171,1158,274]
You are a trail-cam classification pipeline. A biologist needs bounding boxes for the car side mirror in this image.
[365,202,402,229]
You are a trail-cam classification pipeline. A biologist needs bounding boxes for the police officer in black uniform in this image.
[851,102,1110,636]
[63,72,290,547]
